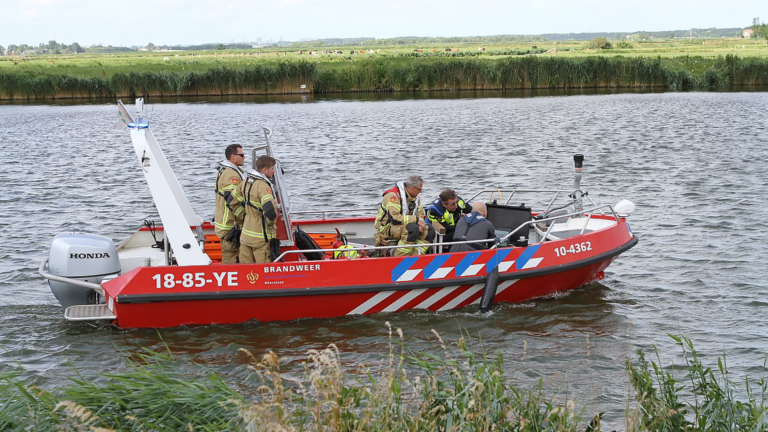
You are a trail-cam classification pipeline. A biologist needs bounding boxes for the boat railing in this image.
[494,203,620,247]
[289,188,607,221]
[272,236,499,262]
[465,188,606,216]
[291,208,376,220]
[274,203,622,261]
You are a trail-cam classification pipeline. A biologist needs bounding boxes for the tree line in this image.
[752,17,768,39]
[3,22,765,57]
[1,40,83,56]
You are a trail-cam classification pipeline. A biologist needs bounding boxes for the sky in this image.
[0,0,764,47]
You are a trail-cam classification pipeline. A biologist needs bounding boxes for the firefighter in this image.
[237,155,278,264]
[214,144,246,263]
[425,188,471,243]
[374,175,435,256]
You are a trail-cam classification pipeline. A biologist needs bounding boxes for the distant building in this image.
[743,29,755,38]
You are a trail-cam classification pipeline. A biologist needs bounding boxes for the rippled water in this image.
[2,90,767,427]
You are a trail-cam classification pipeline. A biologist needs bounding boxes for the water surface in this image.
[1,90,767,427]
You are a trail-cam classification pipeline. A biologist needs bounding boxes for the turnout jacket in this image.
[236,171,277,247]
[214,161,245,238]
[374,182,425,235]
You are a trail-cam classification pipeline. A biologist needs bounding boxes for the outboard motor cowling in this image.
[47,233,120,308]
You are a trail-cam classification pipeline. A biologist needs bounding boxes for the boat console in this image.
[485,203,531,247]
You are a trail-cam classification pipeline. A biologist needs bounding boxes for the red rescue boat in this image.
[40,100,637,329]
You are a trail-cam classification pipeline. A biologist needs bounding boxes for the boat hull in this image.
[101,218,636,328]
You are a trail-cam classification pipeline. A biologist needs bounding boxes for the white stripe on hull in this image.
[427,267,454,279]
[348,291,395,315]
[522,257,543,269]
[415,286,459,309]
[348,278,521,316]
[460,264,484,277]
[396,269,423,282]
[438,284,483,311]
[470,279,518,305]
[382,288,427,312]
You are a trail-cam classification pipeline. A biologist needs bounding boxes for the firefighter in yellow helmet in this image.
[333,244,359,259]
[236,155,278,264]
[374,175,435,256]
[214,144,245,263]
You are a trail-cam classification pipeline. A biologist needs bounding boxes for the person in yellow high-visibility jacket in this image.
[235,155,278,264]
[374,175,435,256]
[214,144,245,263]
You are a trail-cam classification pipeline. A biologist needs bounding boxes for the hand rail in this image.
[274,204,622,261]
[291,208,376,220]
[38,258,105,295]
[271,236,500,262]
[289,188,608,221]
[465,188,568,205]
[493,203,619,247]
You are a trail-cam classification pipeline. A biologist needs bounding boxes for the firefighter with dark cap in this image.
[214,144,246,263]
[426,188,471,243]
[236,155,278,264]
[374,175,435,256]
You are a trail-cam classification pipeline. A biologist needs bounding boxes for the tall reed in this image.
[627,334,768,431]
[2,55,766,100]
[2,329,768,431]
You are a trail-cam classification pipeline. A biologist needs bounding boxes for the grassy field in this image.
[1,37,767,100]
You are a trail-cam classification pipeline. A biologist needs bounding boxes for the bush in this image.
[587,37,613,50]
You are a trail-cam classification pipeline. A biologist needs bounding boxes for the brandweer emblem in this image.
[246,271,259,285]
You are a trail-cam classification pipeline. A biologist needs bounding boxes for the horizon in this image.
[0,0,762,47]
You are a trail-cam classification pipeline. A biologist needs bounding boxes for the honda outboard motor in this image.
[47,233,120,308]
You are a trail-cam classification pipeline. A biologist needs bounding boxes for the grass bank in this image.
[1,328,766,431]
[1,54,767,100]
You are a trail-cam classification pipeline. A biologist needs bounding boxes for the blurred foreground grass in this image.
[1,325,766,432]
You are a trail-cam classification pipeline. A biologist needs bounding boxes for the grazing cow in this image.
[359,50,364,53]
[13,62,18,65]
[532,46,537,49]
[478,47,485,51]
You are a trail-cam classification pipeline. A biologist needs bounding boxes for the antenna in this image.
[572,154,585,214]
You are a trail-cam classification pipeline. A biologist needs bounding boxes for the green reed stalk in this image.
[1,330,767,431]
[2,55,766,99]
